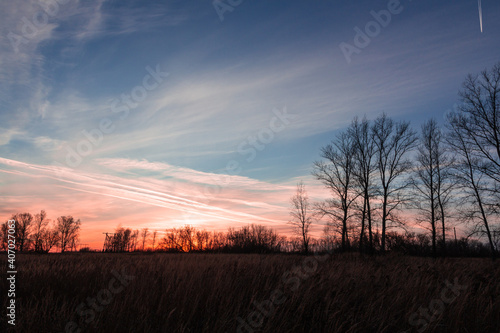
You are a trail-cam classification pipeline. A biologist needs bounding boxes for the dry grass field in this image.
[1,253,499,333]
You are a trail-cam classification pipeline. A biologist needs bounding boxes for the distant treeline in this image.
[100,224,492,257]
[104,224,284,253]
[0,212,494,257]
[0,210,80,253]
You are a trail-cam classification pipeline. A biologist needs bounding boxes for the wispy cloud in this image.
[32,136,65,151]
[96,158,289,191]
[0,128,25,146]
[0,157,291,226]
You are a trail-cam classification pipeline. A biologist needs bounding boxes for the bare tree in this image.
[412,119,454,256]
[140,228,150,251]
[435,130,455,254]
[32,210,49,252]
[313,131,358,251]
[110,227,133,252]
[152,230,158,251]
[456,62,500,197]
[289,181,314,254]
[447,113,497,256]
[56,216,81,253]
[131,229,139,251]
[0,222,9,251]
[195,230,210,251]
[162,228,182,251]
[210,231,228,251]
[14,212,33,252]
[349,116,377,253]
[226,224,281,253]
[40,228,59,253]
[179,225,195,252]
[123,228,132,251]
[372,114,418,252]
[442,63,500,257]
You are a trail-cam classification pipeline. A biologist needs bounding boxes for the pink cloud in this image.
[0,157,311,249]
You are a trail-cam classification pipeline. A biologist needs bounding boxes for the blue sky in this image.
[1,0,499,247]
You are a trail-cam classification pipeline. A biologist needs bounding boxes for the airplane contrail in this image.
[0,157,279,224]
[478,0,483,33]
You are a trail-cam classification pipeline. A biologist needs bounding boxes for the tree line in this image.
[0,210,81,253]
[100,222,494,257]
[290,62,500,257]
[104,224,304,253]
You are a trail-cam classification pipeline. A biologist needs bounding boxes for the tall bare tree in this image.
[447,113,497,256]
[456,63,500,196]
[349,116,377,253]
[435,136,455,254]
[313,131,358,251]
[372,114,418,252]
[412,119,454,256]
[289,181,314,254]
[444,63,500,257]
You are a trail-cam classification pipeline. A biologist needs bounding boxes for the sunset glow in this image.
[1,0,499,250]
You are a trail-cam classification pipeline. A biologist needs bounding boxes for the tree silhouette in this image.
[56,216,81,253]
[372,113,417,252]
[412,119,454,256]
[14,212,33,251]
[313,130,358,251]
[33,210,49,252]
[349,116,377,253]
[289,181,314,254]
[141,228,150,251]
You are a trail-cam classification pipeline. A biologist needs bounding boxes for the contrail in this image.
[0,157,279,224]
[478,0,483,33]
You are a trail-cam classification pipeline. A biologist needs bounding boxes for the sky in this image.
[1,0,499,249]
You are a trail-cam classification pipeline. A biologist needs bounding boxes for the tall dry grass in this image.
[0,253,498,332]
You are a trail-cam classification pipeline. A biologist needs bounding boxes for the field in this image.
[1,253,499,333]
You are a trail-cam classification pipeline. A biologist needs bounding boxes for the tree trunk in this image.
[367,192,373,253]
[359,196,366,253]
[381,189,388,252]
[439,199,446,255]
